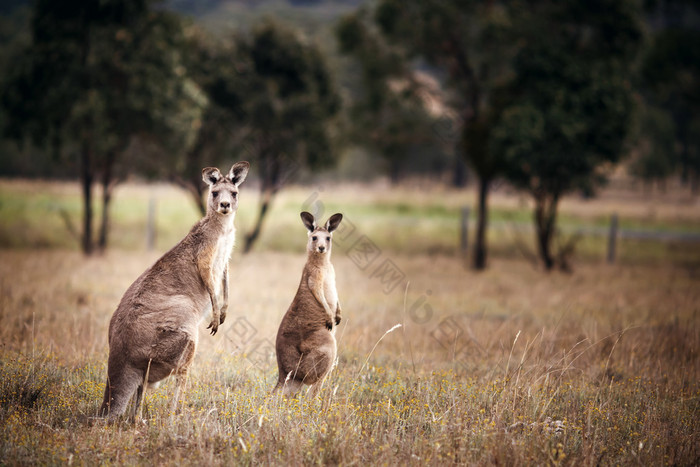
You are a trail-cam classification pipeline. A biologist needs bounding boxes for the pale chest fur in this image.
[323,264,338,312]
[211,225,236,293]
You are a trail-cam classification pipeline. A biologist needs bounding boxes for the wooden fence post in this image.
[607,213,618,264]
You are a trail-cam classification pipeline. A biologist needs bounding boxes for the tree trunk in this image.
[472,176,490,270]
[192,184,206,216]
[452,157,467,188]
[185,180,206,216]
[533,192,559,270]
[81,139,94,255]
[678,121,689,185]
[243,186,276,253]
[97,150,117,252]
[171,175,206,216]
[184,140,207,216]
[78,11,94,256]
[173,119,210,216]
[243,149,280,254]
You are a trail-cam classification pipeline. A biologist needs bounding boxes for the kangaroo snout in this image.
[318,245,326,253]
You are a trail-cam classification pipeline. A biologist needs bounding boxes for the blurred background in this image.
[0,0,698,268]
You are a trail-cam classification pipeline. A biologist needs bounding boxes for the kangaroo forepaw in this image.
[207,320,219,335]
[219,310,227,325]
[325,319,333,331]
[335,315,341,326]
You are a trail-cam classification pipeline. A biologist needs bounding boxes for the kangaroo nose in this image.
[220,201,230,209]
[318,246,326,252]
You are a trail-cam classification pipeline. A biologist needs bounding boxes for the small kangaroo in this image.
[100,161,249,419]
[274,211,343,397]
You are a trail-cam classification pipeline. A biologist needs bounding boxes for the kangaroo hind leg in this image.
[170,338,196,414]
[101,365,142,419]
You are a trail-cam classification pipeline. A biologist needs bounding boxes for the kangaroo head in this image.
[301,211,343,255]
[202,161,250,216]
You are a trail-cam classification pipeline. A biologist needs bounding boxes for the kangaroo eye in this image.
[232,192,237,198]
[312,236,317,241]
[326,236,330,241]
[212,191,219,198]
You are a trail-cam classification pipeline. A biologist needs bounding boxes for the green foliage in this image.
[639,22,700,186]
[357,0,520,269]
[180,20,342,249]
[490,0,642,269]
[0,0,203,252]
[239,20,341,168]
[629,105,678,184]
[336,9,441,182]
[372,0,514,180]
[494,0,641,197]
[185,20,341,179]
[641,27,700,109]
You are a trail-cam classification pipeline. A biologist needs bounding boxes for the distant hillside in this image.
[0,1,365,25]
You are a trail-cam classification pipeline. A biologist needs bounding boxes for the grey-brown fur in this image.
[274,211,343,397]
[100,161,249,419]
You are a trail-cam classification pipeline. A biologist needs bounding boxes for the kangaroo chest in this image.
[322,267,338,311]
[211,226,236,290]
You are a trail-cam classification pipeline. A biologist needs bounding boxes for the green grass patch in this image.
[1,180,699,267]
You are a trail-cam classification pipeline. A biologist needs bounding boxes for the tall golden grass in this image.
[1,245,697,465]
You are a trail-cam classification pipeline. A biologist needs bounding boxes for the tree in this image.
[1,0,201,254]
[240,22,341,252]
[492,0,642,270]
[362,0,515,270]
[639,2,700,193]
[336,10,438,184]
[182,21,341,253]
[89,8,203,251]
[169,29,242,215]
[629,105,678,192]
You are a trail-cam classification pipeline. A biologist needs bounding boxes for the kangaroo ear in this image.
[228,161,250,186]
[300,211,316,232]
[325,213,343,233]
[202,167,222,185]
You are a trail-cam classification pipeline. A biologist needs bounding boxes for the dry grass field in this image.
[0,179,699,465]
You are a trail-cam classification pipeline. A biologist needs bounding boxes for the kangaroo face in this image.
[202,162,250,216]
[308,228,332,254]
[300,211,343,255]
[209,180,238,215]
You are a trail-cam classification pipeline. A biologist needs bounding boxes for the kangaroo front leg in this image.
[205,275,220,335]
[220,264,229,325]
[198,256,220,335]
[308,276,334,330]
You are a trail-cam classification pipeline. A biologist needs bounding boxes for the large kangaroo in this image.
[274,211,343,397]
[100,161,249,419]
